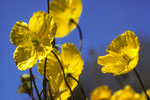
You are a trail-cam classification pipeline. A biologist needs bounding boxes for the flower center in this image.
[122,54,133,64]
[32,38,40,46]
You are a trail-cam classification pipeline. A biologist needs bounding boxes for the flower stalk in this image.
[51,51,74,100]
[68,74,86,100]
[29,69,34,100]
[47,81,53,100]
[70,19,83,51]
[43,57,47,100]
[134,69,150,100]
[29,69,41,100]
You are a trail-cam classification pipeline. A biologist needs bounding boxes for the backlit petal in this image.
[106,31,140,54]
[10,21,30,46]
[50,0,82,38]
[61,43,84,76]
[29,11,56,45]
[14,47,38,71]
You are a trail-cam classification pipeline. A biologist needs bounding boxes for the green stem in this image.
[134,69,150,100]
[70,19,83,51]
[43,57,47,100]
[51,51,74,100]
[68,74,86,100]
[29,69,41,100]
[29,69,34,100]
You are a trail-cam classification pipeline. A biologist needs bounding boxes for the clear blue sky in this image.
[1,0,150,99]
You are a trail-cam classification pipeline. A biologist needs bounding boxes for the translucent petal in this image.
[91,85,112,100]
[10,21,30,46]
[61,43,84,76]
[50,0,82,38]
[38,48,64,91]
[106,31,140,54]
[14,47,38,71]
[98,31,140,76]
[29,11,56,45]
[38,48,62,79]
[98,54,127,76]
[38,49,71,100]
[111,85,140,100]
[54,89,70,100]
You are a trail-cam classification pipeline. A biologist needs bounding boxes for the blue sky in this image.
[1,0,150,99]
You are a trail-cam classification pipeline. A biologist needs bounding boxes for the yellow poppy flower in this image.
[38,43,84,99]
[50,0,82,38]
[97,31,140,76]
[111,85,140,100]
[91,85,112,100]
[10,11,57,71]
[139,89,150,100]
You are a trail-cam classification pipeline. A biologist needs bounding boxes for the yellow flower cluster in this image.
[10,0,83,99]
[91,85,150,100]
[38,43,84,99]
[10,0,148,99]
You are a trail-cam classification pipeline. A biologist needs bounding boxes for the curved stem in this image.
[39,88,43,97]
[43,57,47,100]
[29,69,41,100]
[29,69,34,100]
[47,0,49,13]
[134,69,150,100]
[70,19,83,51]
[68,74,86,100]
[51,51,74,100]
[47,81,53,100]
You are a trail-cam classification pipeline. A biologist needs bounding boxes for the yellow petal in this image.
[60,43,84,91]
[38,48,62,79]
[111,85,140,100]
[139,89,150,100]
[14,47,38,71]
[98,54,127,76]
[54,89,70,100]
[91,85,112,100]
[38,48,64,92]
[106,31,140,54]
[98,31,140,76]
[50,0,82,38]
[29,11,56,43]
[10,21,30,46]
[61,43,84,76]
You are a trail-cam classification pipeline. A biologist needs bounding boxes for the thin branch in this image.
[29,69,41,100]
[39,88,43,97]
[68,74,86,100]
[47,0,49,13]
[43,57,47,100]
[47,81,53,100]
[134,69,150,100]
[70,19,83,51]
[51,51,74,100]
[29,69,34,100]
